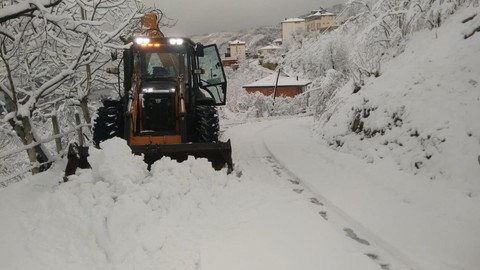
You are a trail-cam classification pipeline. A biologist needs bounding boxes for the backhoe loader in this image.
[65,12,233,178]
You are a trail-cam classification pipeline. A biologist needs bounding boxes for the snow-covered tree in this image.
[0,0,142,174]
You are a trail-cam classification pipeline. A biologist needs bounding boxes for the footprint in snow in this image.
[310,197,324,206]
[344,228,370,246]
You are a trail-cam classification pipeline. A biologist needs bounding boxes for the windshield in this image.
[140,50,187,79]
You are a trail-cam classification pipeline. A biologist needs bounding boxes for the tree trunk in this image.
[79,97,91,125]
[9,117,38,174]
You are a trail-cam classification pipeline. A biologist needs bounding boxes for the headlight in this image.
[135,37,150,45]
[169,38,184,45]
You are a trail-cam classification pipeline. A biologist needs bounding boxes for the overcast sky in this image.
[144,0,347,36]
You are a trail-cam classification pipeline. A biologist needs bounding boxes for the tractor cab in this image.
[126,37,227,138]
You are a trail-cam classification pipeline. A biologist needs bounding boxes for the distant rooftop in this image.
[258,45,281,51]
[243,73,311,88]
[282,18,305,23]
[310,8,328,13]
[229,40,246,45]
[307,11,335,18]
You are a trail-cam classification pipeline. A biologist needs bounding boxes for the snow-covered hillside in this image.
[316,6,480,188]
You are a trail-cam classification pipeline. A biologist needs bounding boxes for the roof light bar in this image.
[142,88,176,93]
[169,38,184,45]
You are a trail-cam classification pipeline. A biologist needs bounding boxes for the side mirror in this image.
[196,43,204,57]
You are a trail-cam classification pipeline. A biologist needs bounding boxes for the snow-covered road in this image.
[223,116,480,270]
[202,117,382,270]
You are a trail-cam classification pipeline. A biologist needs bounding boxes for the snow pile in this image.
[0,138,231,270]
[315,7,480,189]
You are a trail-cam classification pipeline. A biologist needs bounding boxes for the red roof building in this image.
[243,73,312,97]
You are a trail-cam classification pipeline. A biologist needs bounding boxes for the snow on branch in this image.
[0,0,63,24]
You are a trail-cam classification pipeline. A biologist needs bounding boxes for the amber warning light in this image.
[135,38,162,47]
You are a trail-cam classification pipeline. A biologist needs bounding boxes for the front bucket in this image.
[132,140,233,173]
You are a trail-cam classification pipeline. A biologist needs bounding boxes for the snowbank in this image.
[0,138,232,270]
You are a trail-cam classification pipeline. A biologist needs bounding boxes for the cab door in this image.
[197,44,227,105]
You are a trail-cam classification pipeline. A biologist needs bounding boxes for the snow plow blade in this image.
[64,140,233,180]
[135,140,233,172]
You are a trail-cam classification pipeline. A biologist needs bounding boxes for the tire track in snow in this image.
[257,126,425,270]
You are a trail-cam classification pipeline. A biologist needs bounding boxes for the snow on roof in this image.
[307,11,335,18]
[229,40,246,45]
[243,73,311,88]
[282,18,305,23]
[258,45,281,51]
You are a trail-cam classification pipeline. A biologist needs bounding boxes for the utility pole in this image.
[271,68,281,113]
[272,69,281,99]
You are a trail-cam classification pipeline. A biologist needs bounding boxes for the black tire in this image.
[92,100,124,147]
[195,105,219,143]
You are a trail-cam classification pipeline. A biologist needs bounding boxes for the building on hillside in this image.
[222,40,246,69]
[243,73,312,97]
[257,38,282,60]
[257,44,281,58]
[281,18,305,44]
[272,38,282,46]
[305,9,337,32]
[227,40,246,60]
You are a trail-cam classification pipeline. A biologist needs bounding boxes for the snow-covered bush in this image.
[311,69,347,120]
[223,91,307,120]
[268,32,331,87]
[224,62,271,113]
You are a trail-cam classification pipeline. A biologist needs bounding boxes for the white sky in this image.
[144,0,346,36]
